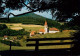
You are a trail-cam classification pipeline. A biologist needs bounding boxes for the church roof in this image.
[39,29,45,32]
[50,28,59,31]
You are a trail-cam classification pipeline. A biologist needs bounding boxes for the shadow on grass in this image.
[1,31,80,56]
[0,48,80,56]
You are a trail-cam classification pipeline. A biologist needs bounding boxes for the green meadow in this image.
[4,23,44,32]
[31,30,75,38]
[0,29,76,51]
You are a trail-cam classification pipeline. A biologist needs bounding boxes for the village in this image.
[2,20,60,41]
[30,21,60,37]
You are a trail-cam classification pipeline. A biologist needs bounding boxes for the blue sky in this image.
[34,11,52,19]
[8,7,52,19]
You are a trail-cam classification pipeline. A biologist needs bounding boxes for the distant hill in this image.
[19,13,46,19]
[0,13,61,28]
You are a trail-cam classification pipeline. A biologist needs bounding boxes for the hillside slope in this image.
[1,13,61,28]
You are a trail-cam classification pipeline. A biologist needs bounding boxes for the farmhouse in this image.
[49,28,59,33]
[30,31,36,37]
[3,35,8,40]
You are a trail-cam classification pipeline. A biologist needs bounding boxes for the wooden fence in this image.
[27,37,76,52]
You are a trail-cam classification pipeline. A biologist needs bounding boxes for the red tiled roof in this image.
[4,35,8,38]
[39,29,45,32]
[30,31,35,36]
[50,28,59,31]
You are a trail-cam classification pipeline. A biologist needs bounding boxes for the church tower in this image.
[44,20,48,34]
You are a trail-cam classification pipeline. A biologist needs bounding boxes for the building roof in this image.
[50,28,59,31]
[39,29,45,32]
[30,31,36,36]
[44,21,47,26]
[4,35,8,38]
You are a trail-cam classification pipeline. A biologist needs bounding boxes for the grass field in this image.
[0,23,76,51]
[0,30,76,51]
[31,30,75,38]
[1,23,44,31]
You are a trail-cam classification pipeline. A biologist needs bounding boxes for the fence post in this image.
[35,40,39,56]
[35,40,39,52]
[10,41,11,51]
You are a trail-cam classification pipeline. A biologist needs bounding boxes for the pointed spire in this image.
[44,20,47,26]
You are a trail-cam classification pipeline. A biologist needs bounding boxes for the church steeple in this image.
[44,20,48,34]
[44,20,47,26]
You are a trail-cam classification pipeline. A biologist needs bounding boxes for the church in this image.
[39,21,59,34]
[39,21,48,34]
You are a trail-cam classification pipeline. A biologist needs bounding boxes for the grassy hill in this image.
[18,13,46,18]
[8,13,61,28]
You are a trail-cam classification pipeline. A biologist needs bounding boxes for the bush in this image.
[0,28,29,36]
[0,40,21,46]
[0,24,29,37]
[0,24,8,30]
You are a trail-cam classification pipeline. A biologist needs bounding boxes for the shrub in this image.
[0,40,21,46]
[0,24,8,30]
[0,28,29,36]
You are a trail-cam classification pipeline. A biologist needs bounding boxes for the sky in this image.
[2,1,53,19]
[34,11,52,19]
[7,7,53,19]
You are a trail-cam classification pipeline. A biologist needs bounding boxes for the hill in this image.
[10,13,61,28]
[0,13,61,28]
[19,13,46,18]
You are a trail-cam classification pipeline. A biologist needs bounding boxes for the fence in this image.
[27,37,76,52]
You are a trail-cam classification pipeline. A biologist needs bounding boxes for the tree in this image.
[0,0,80,21]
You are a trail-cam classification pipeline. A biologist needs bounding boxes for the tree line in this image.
[0,24,29,36]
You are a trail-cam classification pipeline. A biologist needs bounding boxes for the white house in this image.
[49,28,59,33]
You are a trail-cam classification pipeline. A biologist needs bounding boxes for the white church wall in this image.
[44,27,48,33]
[49,31,59,33]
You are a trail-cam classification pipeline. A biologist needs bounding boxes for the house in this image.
[49,28,59,33]
[3,35,8,40]
[39,29,45,34]
[30,31,36,37]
